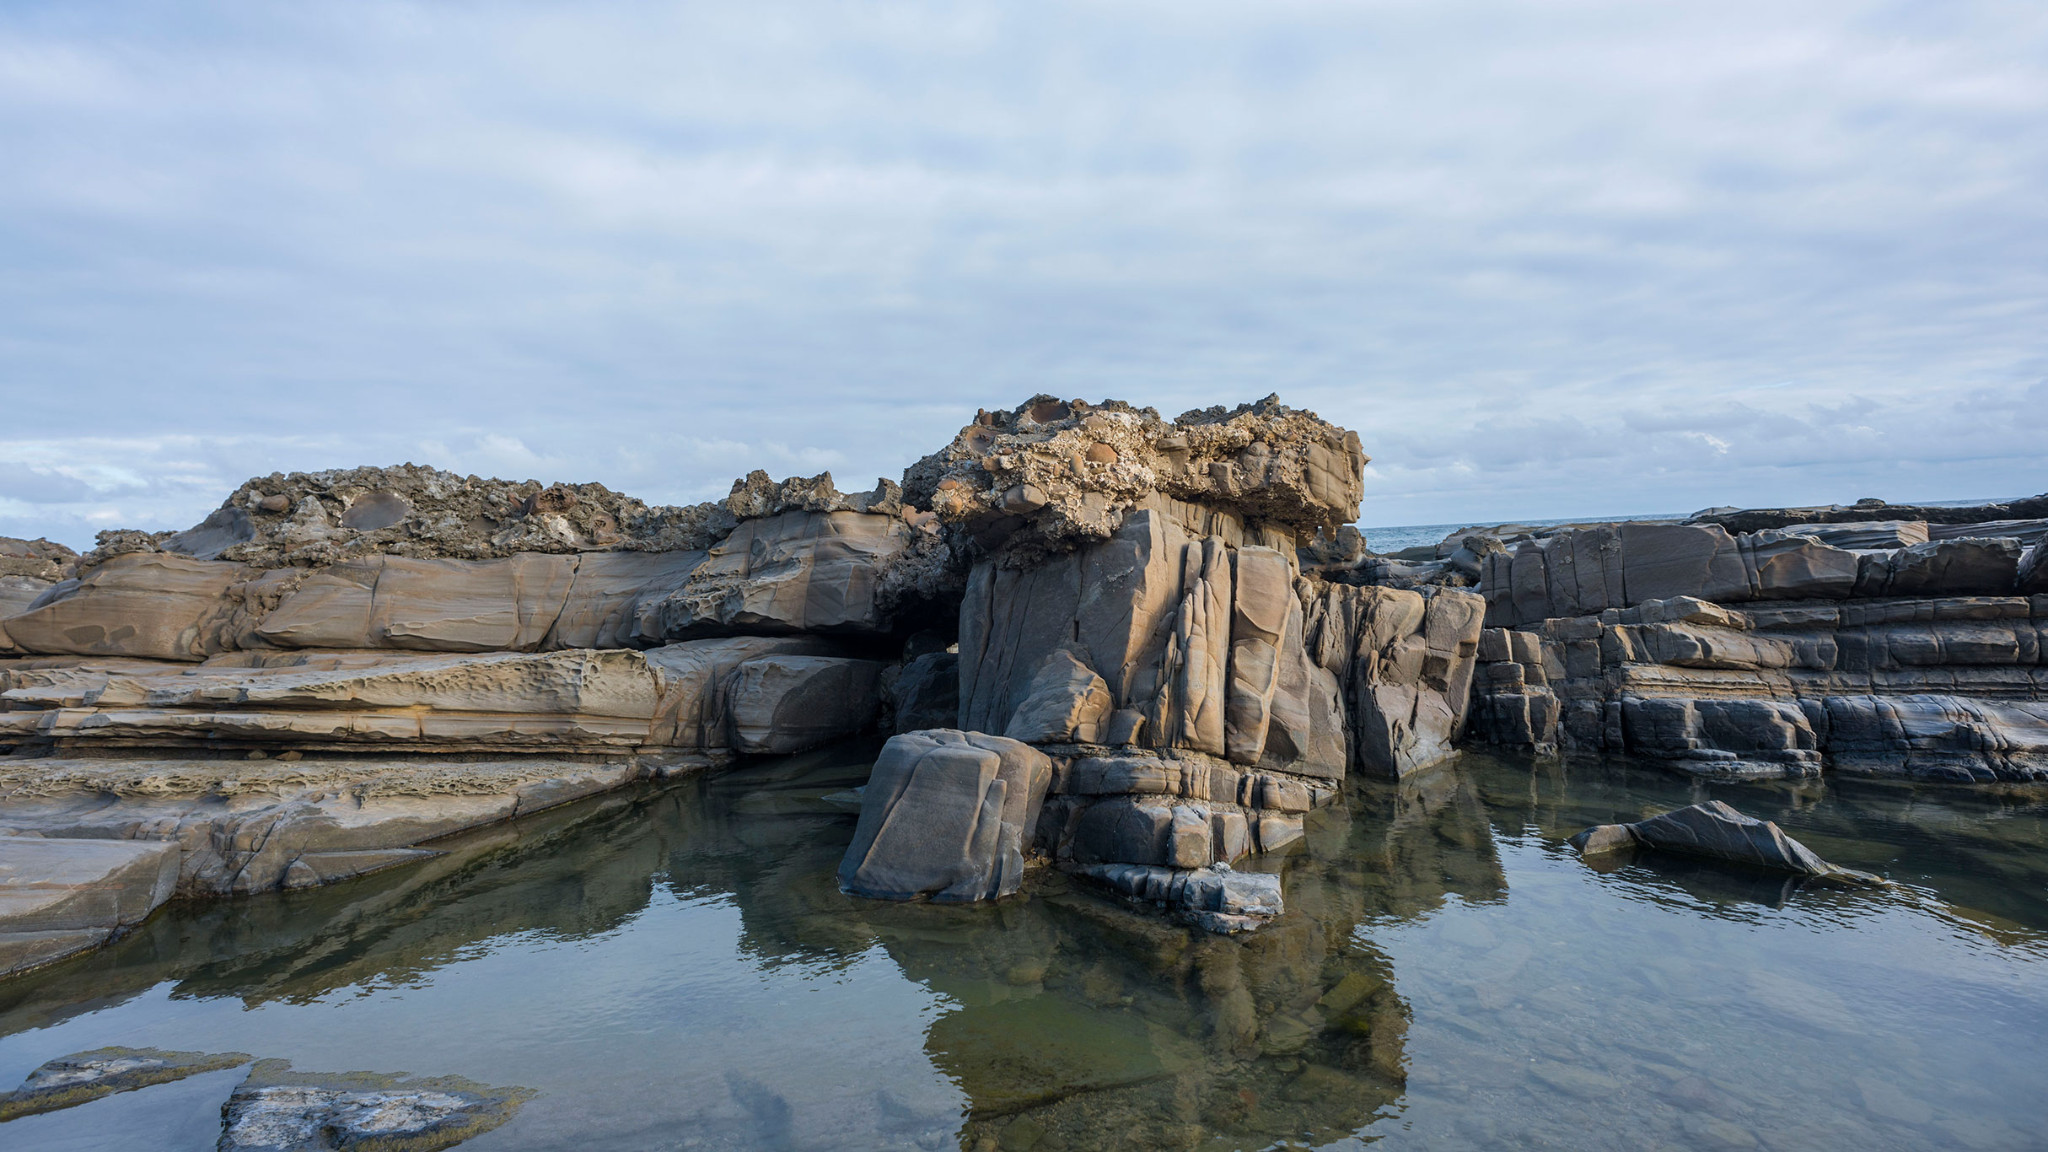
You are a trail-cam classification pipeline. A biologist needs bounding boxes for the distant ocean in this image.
[1360,496,2023,555]
[1357,514,1683,555]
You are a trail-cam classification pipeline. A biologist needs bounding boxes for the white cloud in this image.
[0,0,2043,546]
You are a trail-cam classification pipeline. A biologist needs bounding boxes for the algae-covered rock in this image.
[218,1059,535,1152]
[0,1046,250,1120]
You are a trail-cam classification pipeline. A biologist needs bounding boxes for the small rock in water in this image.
[219,1059,535,1152]
[0,1046,251,1120]
[1568,801,1886,886]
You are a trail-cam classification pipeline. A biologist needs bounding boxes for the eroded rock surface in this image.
[839,730,1052,902]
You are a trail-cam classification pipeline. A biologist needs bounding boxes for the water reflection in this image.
[0,745,2044,1151]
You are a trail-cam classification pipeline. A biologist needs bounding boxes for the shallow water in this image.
[3,744,2045,1151]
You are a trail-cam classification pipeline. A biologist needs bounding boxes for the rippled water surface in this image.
[3,744,2046,1151]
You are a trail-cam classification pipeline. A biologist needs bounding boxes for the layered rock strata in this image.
[1462,516,2048,783]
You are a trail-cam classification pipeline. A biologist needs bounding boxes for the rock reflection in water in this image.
[1,743,2043,1151]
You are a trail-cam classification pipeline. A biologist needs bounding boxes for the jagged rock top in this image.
[88,464,905,569]
[900,393,1366,559]
[0,537,76,582]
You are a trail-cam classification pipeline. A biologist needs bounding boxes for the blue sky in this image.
[3,1,2044,548]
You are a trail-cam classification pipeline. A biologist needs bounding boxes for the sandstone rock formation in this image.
[838,729,1052,902]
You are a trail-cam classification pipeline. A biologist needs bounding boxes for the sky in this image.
[2,1,2044,549]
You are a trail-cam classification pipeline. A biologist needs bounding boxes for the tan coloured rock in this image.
[0,755,669,897]
[903,394,1364,562]
[632,510,921,637]
[1,554,250,661]
[253,553,581,652]
[0,639,878,757]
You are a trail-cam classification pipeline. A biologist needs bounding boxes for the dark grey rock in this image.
[1574,800,1885,885]
[888,651,960,733]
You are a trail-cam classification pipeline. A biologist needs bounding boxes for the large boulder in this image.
[838,730,1052,903]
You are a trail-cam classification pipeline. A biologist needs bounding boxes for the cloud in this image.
[0,0,2043,546]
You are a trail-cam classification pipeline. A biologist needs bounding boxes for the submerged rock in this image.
[218,1059,534,1152]
[1569,801,1886,886]
[0,1046,250,1120]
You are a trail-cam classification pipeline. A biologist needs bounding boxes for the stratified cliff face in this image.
[0,395,1490,965]
[1460,512,2048,783]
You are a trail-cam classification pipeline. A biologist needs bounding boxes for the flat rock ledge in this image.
[1570,800,1886,886]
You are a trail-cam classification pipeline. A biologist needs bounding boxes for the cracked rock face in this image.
[901,393,1366,565]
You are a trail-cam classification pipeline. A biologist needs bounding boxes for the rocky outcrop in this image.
[837,396,1486,929]
[1468,591,2048,782]
[1691,492,2048,537]
[1461,500,2048,784]
[905,393,1365,562]
[1570,800,1886,885]
[0,394,1490,954]
[0,755,675,901]
[1475,522,2028,629]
